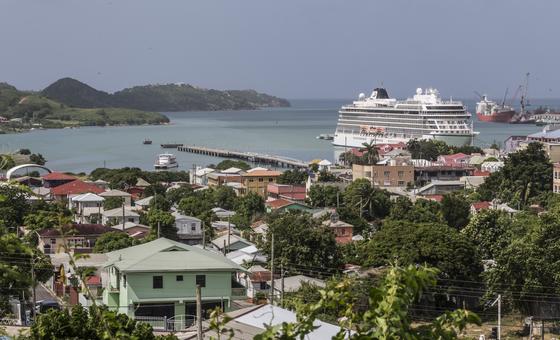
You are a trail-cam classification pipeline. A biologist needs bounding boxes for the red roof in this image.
[51,179,104,196]
[86,275,101,285]
[267,183,306,195]
[279,192,307,201]
[266,198,295,209]
[42,172,77,181]
[421,194,444,202]
[472,201,491,211]
[474,170,491,177]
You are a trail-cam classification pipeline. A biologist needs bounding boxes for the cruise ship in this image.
[154,153,179,170]
[333,87,477,148]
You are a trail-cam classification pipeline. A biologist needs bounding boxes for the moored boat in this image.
[154,153,179,169]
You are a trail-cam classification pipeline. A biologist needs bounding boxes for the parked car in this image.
[35,300,61,315]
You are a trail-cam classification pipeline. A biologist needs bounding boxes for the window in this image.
[384,171,390,177]
[249,179,254,182]
[398,181,405,186]
[50,238,56,244]
[365,171,372,178]
[258,178,264,182]
[268,178,274,182]
[397,171,404,178]
[153,276,163,289]
[259,282,267,290]
[191,225,196,231]
[196,275,206,287]
[176,275,183,282]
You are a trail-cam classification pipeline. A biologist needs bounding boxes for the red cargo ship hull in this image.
[476,110,516,123]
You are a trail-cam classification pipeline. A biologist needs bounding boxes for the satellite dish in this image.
[416,88,422,95]
[358,93,366,99]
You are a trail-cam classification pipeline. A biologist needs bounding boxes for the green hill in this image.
[41,78,290,111]
[0,84,168,131]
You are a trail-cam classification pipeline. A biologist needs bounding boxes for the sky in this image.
[0,0,559,99]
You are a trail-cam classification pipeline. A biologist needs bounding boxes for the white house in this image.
[192,167,215,186]
[481,161,504,173]
[102,206,140,225]
[211,207,236,219]
[71,193,105,224]
[172,212,203,245]
[133,196,153,211]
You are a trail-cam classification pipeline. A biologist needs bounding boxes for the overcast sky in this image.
[1,0,558,99]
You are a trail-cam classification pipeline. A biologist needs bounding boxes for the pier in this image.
[177,145,309,168]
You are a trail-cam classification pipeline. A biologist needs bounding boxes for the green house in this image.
[102,238,245,323]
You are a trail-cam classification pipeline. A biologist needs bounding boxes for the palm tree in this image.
[361,141,379,165]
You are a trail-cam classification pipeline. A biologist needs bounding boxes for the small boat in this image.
[154,153,179,170]
[143,139,152,145]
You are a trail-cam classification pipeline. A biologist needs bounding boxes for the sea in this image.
[0,99,558,174]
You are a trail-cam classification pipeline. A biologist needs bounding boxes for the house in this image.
[470,201,492,215]
[191,167,215,186]
[437,153,471,167]
[37,224,117,254]
[50,179,104,201]
[226,245,267,265]
[133,196,153,210]
[249,221,268,243]
[199,304,346,340]
[91,179,110,190]
[321,213,353,244]
[111,222,151,239]
[210,207,236,219]
[267,183,306,202]
[102,206,140,225]
[414,166,475,186]
[414,180,465,196]
[352,163,414,187]
[102,238,245,322]
[481,161,504,173]
[317,159,332,171]
[173,213,203,245]
[265,198,312,213]
[135,178,151,188]
[207,172,243,188]
[239,265,272,300]
[71,193,105,224]
[554,163,560,194]
[211,234,253,253]
[211,220,236,233]
[42,172,77,188]
[100,189,132,206]
[240,169,282,197]
[268,275,325,296]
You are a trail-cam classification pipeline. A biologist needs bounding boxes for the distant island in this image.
[42,78,290,111]
[0,78,290,133]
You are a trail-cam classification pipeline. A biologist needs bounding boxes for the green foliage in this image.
[103,196,125,210]
[0,154,15,170]
[0,232,52,316]
[89,167,190,189]
[28,304,177,340]
[214,159,250,171]
[477,142,552,207]
[0,185,30,229]
[317,169,339,182]
[256,264,480,339]
[277,169,308,185]
[343,179,391,221]
[358,220,482,280]
[149,193,172,211]
[146,209,176,239]
[441,192,471,229]
[165,186,194,204]
[260,212,343,270]
[306,185,341,207]
[406,139,483,161]
[29,153,46,165]
[178,195,213,217]
[93,232,135,253]
[461,209,513,260]
[213,186,237,210]
[389,197,444,224]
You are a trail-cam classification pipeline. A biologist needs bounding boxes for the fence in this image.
[134,315,166,330]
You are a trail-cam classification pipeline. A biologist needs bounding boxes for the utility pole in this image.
[270,233,275,305]
[491,294,501,340]
[196,285,202,340]
[122,197,126,230]
[157,221,161,238]
[280,263,285,307]
[31,256,36,321]
[227,215,231,253]
[202,221,206,249]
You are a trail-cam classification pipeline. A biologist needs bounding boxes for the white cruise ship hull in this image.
[333,132,473,148]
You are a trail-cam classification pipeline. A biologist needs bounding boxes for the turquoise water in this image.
[0,99,555,173]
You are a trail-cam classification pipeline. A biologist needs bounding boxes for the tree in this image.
[234,192,264,218]
[28,304,178,340]
[477,142,552,207]
[103,196,124,210]
[213,186,237,210]
[277,169,308,185]
[360,141,379,165]
[0,185,30,230]
[29,153,47,165]
[306,185,340,207]
[441,192,471,229]
[93,232,135,253]
[178,195,212,217]
[260,212,343,271]
[359,220,482,281]
[389,198,444,224]
[146,209,176,239]
[343,179,391,221]
[255,264,480,339]
[165,186,193,204]
[317,169,339,182]
[461,209,513,260]
[149,193,172,211]
[214,159,250,171]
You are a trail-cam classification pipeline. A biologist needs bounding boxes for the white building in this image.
[481,161,504,173]
[71,193,105,223]
[172,212,203,245]
[102,206,140,225]
[99,189,132,206]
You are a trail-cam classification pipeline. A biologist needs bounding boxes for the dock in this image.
[177,145,309,168]
[161,143,183,149]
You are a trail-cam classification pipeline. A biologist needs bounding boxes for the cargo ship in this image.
[475,95,516,123]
